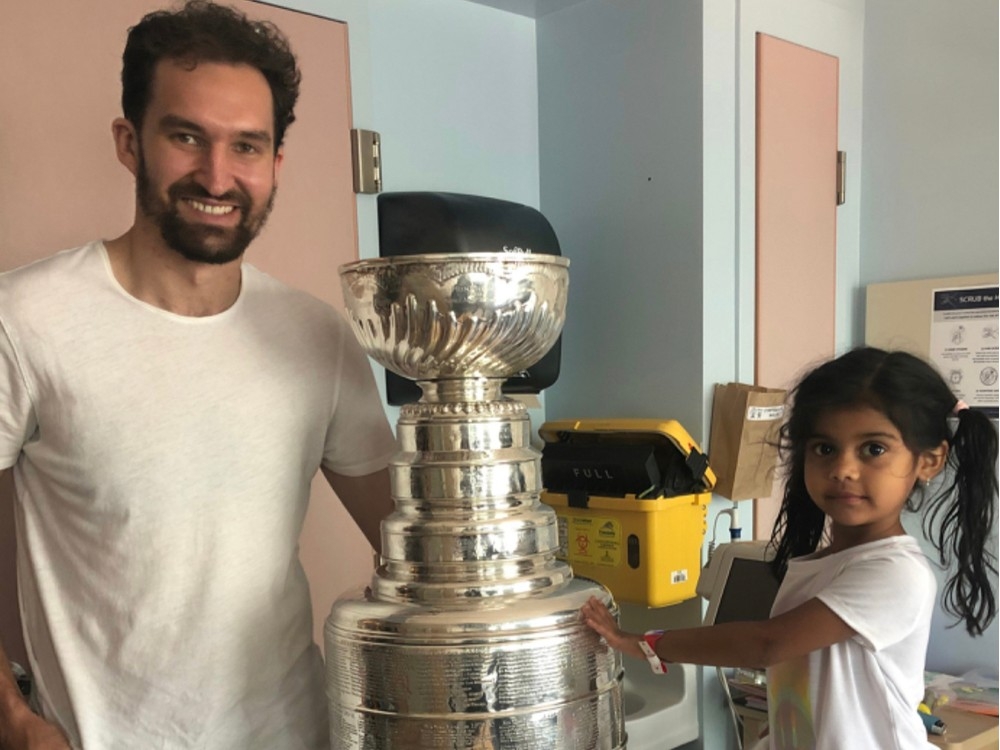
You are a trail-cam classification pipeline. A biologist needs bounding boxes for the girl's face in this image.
[803,406,947,547]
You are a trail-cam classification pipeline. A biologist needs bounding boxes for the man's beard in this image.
[135,152,276,265]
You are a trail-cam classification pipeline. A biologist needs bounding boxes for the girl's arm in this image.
[581,596,856,669]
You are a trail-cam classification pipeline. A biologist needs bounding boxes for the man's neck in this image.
[105,227,243,317]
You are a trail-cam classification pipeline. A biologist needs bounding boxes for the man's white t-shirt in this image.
[0,242,398,749]
[764,536,937,750]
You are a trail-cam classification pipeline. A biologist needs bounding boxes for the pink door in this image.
[0,0,364,664]
[754,33,839,537]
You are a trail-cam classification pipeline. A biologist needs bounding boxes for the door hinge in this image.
[350,128,382,194]
[836,150,846,206]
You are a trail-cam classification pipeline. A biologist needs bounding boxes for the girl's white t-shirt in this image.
[0,242,398,749]
[765,535,937,750]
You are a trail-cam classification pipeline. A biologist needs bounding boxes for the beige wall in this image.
[0,0,373,665]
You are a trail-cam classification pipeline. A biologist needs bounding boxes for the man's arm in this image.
[320,467,392,555]
[0,637,68,750]
[0,472,70,750]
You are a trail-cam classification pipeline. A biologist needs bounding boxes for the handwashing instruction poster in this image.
[930,285,999,418]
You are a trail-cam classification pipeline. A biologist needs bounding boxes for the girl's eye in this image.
[862,443,887,458]
[810,442,834,457]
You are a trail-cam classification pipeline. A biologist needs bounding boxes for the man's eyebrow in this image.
[159,114,206,133]
[158,114,273,147]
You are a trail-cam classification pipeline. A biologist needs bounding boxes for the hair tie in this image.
[952,399,970,415]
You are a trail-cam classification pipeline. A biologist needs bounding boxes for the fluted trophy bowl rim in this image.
[339,252,570,382]
[339,251,570,271]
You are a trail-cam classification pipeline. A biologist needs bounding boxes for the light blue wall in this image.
[368,0,540,204]
[860,0,999,679]
[860,0,998,285]
[537,0,706,430]
[537,4,713,748]
[272,0,540,263]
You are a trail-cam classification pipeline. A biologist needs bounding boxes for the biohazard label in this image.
[563,515,621,567]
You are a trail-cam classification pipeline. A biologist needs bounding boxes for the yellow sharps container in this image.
[539,419,715,608]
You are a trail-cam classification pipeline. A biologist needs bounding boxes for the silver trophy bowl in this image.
[327,253,625,749]
[339,252,569,382]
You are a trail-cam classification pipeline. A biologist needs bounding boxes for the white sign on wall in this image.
[929,285,999,418]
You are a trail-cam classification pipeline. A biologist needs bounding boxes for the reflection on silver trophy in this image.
[326,253,625,749]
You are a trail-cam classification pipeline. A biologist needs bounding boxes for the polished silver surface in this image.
[325,580,624,748]
[328,254,625,749]
[339,253,569,381]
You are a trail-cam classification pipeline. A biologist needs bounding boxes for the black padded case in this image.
[376,191,563,406]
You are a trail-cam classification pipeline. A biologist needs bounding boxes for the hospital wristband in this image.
[638,630,668,675]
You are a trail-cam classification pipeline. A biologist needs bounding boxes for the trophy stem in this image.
[416,377,505,404]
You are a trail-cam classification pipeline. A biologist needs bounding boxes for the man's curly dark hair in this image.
[121,0,301,151]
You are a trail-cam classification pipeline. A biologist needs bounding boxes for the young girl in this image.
[581,347,998,749]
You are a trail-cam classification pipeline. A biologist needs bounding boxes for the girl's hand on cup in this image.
[580,596,644,661]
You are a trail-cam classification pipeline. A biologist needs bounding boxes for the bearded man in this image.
[0,3,395,748]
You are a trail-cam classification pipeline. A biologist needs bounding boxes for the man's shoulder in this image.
[241,264,345,324]
[1,241,102,288]
[0,241,105,310]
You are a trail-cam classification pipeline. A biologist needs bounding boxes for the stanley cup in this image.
[326,253,626,749]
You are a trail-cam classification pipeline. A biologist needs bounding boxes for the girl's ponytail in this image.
[923,407,998,636]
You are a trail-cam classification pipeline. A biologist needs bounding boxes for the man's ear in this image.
[919,440,949,482]
[112,117,141,176]
[273,146,284,186]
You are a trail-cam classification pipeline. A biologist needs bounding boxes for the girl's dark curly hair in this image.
[121,0,301,151]
[769,347,998,636]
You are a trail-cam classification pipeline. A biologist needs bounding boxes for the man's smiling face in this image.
[134,59,282,265]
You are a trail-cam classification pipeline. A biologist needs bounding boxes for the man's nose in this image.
[194,144,237,197]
